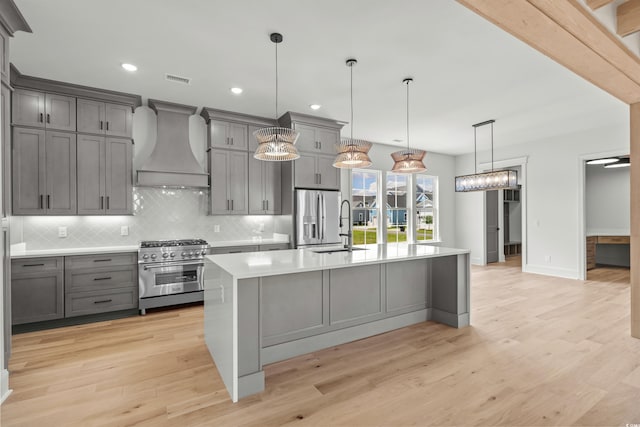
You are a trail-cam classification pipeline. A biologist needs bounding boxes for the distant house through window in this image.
[351,169,380,244]
[416,174,437,241]
[387,173,407,244]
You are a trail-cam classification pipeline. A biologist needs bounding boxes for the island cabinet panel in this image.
[261,271,326,346]
[238,278,260,376]
[329,264,383,325]
[385,260,429,314]
[431,255,469,327]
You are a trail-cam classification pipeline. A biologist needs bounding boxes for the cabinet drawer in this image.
[208,245,259,255]
[259,243,289,251]
[65,288,138,317]
[65,265,137,293]
[65,252,136,269]
[12,256,63,275]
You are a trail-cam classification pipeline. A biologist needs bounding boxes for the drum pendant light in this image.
[390,78,427,173]
[454,120,518,192]
[254,33,300,161]
[333,59,372,169]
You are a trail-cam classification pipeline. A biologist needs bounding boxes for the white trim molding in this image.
[1,368,11,404]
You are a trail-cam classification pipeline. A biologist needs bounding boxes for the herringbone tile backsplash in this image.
[12,188,280,249]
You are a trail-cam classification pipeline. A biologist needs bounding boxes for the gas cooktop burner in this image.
[140,239,208,248]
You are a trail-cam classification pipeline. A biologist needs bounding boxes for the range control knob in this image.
[170,252,176,258]
[188,252,194,257]
[201,250,207,256]
[162,253,169,258]
[150,254,157,259]
[181,252,187,257]
[142,254,149,260]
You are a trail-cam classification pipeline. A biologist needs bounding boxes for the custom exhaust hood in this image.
[136,99,209,188]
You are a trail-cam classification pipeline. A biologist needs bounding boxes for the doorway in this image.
[485,190,499,264]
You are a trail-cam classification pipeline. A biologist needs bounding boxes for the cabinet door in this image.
[316,128,339,155]
[210,120,230,149]
[228,123,248,150]
[228,151,248,214]
[12,128,46,214]
[77,99,105,135]
[248,156,265,214]
[45,94,76,131]
[263,161,281,214]
[293,153,318,188]
[77,134,105,214]
[105,103,133,138]
[105,138,133,214]
[45,131,77,214]
[210,149,230,214]
[11,262,64,325]
[294,124,318,153]
[316,155,340,190]
[12,89,45,128]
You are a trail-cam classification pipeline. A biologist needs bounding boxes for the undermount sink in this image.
[311,247,368,254]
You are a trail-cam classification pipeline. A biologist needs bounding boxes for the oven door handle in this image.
[142,261,204,271]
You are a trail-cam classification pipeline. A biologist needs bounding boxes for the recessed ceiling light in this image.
[231,87,243,95]
[121,63,137,72]
[309,104,321,110]
[587,157,619,165]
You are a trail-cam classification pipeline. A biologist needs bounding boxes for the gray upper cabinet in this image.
[12,89,76,131]
[293,123,339,155]
[13,129,77,215]
[77,99,132,138]
[209,149,248,215]
[294,153,339,190]
[249,156,281,215]
[77,135,132,215]
[210,120,248,151]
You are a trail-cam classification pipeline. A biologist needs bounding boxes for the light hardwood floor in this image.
[1,261,639,426]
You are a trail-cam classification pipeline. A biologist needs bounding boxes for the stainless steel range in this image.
[138,238,208,315]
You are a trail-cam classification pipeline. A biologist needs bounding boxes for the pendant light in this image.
[391,78,427,173]
[254,33,300,161]
[455,120,518,192]
[333,59,372,169]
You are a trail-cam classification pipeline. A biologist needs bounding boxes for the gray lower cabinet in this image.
[77,134,132,215]
[248,156,281,214]
[294,153,339,190]
[77,99,133,138]
[64,253,137,317]
[11,257,64,325]
[209,149,248,214]
[12,128,77,215]
[12,89,76,132]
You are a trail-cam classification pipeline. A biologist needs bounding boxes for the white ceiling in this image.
[10,0,629,155]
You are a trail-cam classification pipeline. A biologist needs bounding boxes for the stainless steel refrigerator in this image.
[295,189,341,248]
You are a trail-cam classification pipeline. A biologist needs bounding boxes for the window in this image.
[387,173,407,243]
[416,174,437,241]
[351,169,379,244]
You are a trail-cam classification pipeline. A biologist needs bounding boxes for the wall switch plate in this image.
[58,226,67,238]
[214,225,220,233]
[120,226,129,236]
[544,255,551,263]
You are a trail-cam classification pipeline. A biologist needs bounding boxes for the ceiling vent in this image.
[165,73,191,85]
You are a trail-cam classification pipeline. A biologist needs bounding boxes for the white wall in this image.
[340,143,457,248]
[586,164,630,235]
[455,122,629,279]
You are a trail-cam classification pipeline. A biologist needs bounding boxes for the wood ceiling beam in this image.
[456,0,640,104]
[618,0,640,37]
[586,0,616,11]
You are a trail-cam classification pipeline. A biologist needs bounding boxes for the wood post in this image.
[631,103,640,338]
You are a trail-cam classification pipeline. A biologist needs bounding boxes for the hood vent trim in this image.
[136,99,209,188]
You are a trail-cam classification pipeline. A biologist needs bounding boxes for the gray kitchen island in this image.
[204,243,470,402]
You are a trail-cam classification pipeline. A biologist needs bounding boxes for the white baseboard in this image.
[471,257,485,266]
[523,264,579,280]
[0,368,11,404]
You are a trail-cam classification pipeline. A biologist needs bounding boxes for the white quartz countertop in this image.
[206,244,470,279]
[207,238,289,248]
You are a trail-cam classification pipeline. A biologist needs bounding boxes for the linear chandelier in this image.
[254,33,300,161]
[333,59,372,169]
[455,120,518,192]
[391,78,427,173]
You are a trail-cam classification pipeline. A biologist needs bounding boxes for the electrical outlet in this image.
[120,226,129,236]
[545,255,551,263]
[58,226,67,238]
[214,225,220,233]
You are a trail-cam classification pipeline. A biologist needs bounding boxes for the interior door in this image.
[486,190,499,263]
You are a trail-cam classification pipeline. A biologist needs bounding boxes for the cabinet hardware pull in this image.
[226,199,229,210]
[226,137,229,145]
[100,121,103,130]
[39,113,43,123]
[106,196,110,210]
[319,141,322,150]
[231,200,234,210]
[93,277,112,281]
[100,196,104,209]
[266,200,268,211]
[229,251,242,254]
[319,174,321,185]
[46,113,50,124]
[93,259,112,262]
[47,195,50,209]
[39,194,43,209]
[231,137,234,145]
[23,263,44,267]
[94,299,113,304]
[106,121,109,131]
